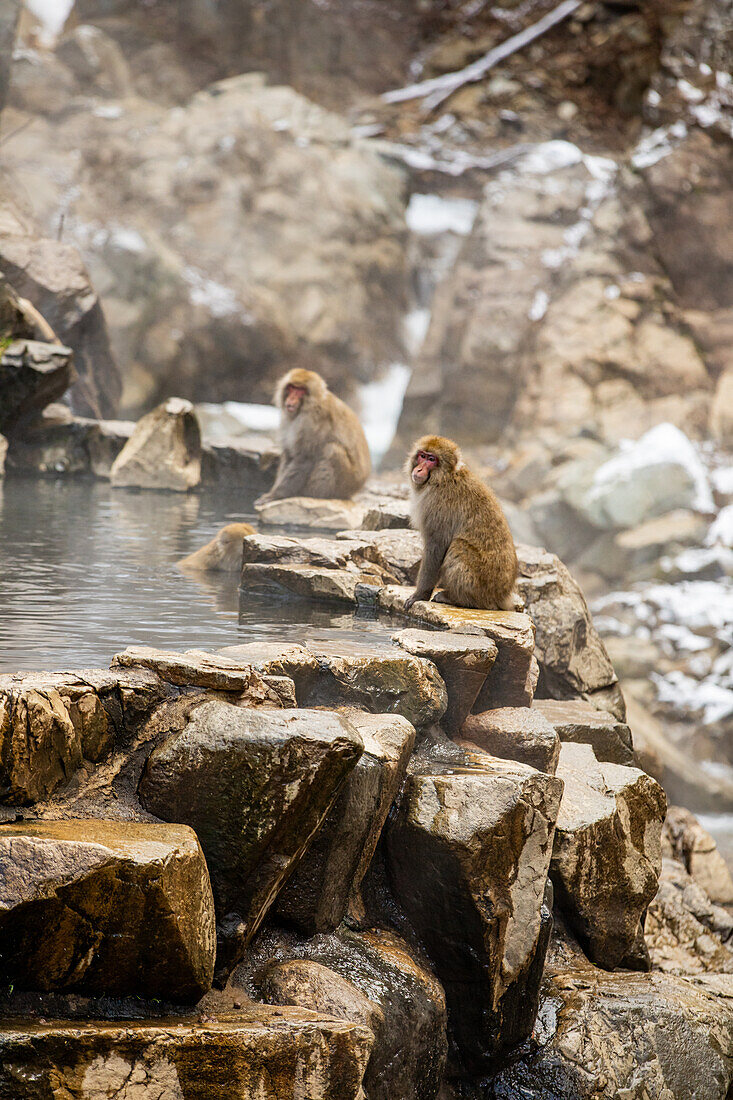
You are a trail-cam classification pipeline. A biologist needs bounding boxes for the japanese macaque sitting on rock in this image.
[255,368,371,505]
[405,435,519,612]
[176,522,255,573]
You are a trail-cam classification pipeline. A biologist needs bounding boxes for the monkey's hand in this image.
[254,492,273,508]
[404,591,427,612]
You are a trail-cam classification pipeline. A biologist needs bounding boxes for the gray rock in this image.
[0,1,19,114]
[361,500,412,529]
[254,927,447,1100]
[533,697,633,765]
[138,701,363,978]
[0,340,74,434]
[460,707,560,774]
[392,629,498,734]
[111,645,289,704]
[0,1006,373,1100]
[201,436,280,492]
[0,235,121,417]
[338,528,422,583]
[240,562,365,604]
[386,747,563,1073]
[275,710,415,934]
[256,496,368,530]
[110,397,202,491]
[516,545,624,719]
[5,408,132,478]
[551,742,666,969]
[0,819,215,999]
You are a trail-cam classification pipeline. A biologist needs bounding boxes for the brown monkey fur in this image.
[405,435,518,611]
[256,368,371,504]
[176,522,255,573]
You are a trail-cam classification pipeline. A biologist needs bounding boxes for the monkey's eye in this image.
[417,451,437,465]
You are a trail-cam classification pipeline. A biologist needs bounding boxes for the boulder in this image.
[241,532,393,576]
[551,742,666,969]
[460,707,560,774]
[664,805,733,905]
[275,710,415,934]
[361,500,412,529]
[0,1007,373,1100]
[110,645,288,705]
[138,701,363,977]
[254,927,447,1100]
[645,858,733,976]
[490,969,733,1100]
[338,528,422,583]
[0,679,82,804]
[516,545,624,719]
[0,340,74,434]
[613,509,709,569]
[0,820,215,1000]
[219,642,448,729]
[575,423,713,529]
[392,629,498,734]
[533,697,634,765]
[0,235,121,417]
[379,588,536,710]
[110,398,202,491]
[256,497,368,530]
[386,747,563,1073]
[3,407,132,478]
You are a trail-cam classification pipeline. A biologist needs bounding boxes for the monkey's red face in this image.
[284,384,307,415]
[412,450,438,487]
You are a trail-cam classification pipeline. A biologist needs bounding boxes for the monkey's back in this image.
[450,467,518,591]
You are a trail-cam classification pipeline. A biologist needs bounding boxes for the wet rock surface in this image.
[0,819,215,999]
[392,629,497,734]
[551,742,666,969]
[0,1007,374,1100]
[386,745,563,1073]
[248,926,447,1100]
[138,701,363,978]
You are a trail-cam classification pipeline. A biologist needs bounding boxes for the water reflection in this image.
[0,477,401,672]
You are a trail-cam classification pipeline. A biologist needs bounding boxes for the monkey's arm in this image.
[256,452,312,504]
[404,539,448,610]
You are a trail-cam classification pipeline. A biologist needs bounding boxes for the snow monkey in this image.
[405,435,518,611]
[177,523,255,572]
[256,368,371,504]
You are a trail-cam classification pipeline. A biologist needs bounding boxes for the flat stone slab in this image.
[380,587,536,709]
[552,742,667,969]
[534,697,634,765]
[460,707,560,774]
[220,642,447,729]
[256,496,367,530]
[240,562,364,604]
[361,500,412,529]
[0,1007,373,1100]
[138,701,363,979]
[338,529,422,584]
[110,646,289,704]
[392,629,497,734]
[0,820,215,1000]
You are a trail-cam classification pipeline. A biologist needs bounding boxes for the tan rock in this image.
[460,707,560,774]
[240,561,363,604]
[110,397,201,491]
[551,742,666,969]
[0,819,215,999]
[392,629,497,734]
[646,858,733,975]
[0,1007,373,1100]
[711,369,733,447]
[664,806,733,905]
[533,697,633,765]
[111,645,288,705]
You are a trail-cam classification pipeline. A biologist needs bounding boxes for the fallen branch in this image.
[382,0,582,111]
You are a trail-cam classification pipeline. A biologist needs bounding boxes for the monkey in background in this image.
[404,435,518,612]
[177,522,255,573]
[255,368,371,505]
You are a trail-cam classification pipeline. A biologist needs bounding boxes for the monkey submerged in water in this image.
[176,522,255,573]
[405,435,519,612]
[256,368,371,505]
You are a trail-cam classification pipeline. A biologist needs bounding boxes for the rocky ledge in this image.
[2,518,733,1099]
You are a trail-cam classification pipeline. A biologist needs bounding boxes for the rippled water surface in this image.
[0,477,399,673]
